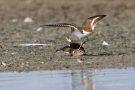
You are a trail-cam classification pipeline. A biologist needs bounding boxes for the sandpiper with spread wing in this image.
[41,15,106,40]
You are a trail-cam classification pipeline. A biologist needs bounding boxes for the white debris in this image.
[66,37,72,42]
[77,59,83,63]
[41,62,44,64]
[102,41,110,47]
[36,27,43,32]
[11,18,17,23]
[24,17,33,23]
[19,43,52,46]
[1,62,6,67]
[11,52,15,55]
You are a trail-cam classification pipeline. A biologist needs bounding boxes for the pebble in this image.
[1,62,7,67]
[102,41,110,47]
[77,59,83,63]
[24,17,33,23]
[41,62,44,64]
[11,18,18,23]
[36,27,43,32]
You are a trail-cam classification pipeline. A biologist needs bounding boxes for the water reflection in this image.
[81,71,95,90]
[0,68,135,90]
[92,68,135,90]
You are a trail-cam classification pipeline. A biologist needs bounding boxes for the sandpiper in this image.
[41,15,106,40]
[56,39,86,56]
[71,46,85,56]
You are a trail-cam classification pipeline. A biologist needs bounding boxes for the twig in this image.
[18,43,52,46]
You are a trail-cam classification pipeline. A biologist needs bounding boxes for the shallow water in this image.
[0,68,135,90]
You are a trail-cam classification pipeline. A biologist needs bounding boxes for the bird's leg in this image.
[86,36,89,42]
[82,36,89,43]
[65,36,72,43]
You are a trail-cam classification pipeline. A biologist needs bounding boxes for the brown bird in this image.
[41,15,106,39]
[71,44,85,56]
[56,39,86,56]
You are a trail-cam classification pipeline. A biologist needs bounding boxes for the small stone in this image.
[11,18,17,23]
[41,62,44,64]
[2,62,6,67]
[11,52,15,55]
[36,27,43,32]
[102,41,110,47]
[77,59,83,63]
[24,17,33,23]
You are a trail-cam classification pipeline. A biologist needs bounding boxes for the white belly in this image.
[72,30,90,39]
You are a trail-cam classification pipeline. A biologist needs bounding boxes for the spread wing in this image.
[40,23,83,33]
[82,15,106,31]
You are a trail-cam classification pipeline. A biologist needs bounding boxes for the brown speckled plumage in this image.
[41,15,106,39]
[56,41,86,56]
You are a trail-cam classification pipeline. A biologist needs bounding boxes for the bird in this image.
[56,38,86,56]
[71,46,85,56]
[40,15,106,40]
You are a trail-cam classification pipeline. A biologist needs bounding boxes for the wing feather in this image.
[82,15,106,31]
[40,23,82,33]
